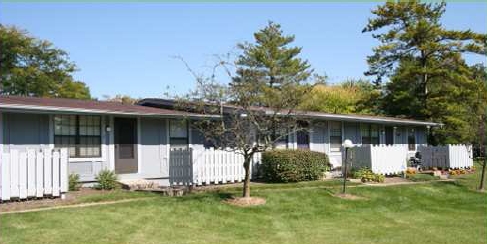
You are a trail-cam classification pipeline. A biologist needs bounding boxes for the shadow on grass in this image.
[216,192,233,200]
[172,190,236,204]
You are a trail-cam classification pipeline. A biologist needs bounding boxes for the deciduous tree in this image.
[0,25,91,99]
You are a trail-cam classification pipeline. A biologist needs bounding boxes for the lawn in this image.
[0,172,485,244]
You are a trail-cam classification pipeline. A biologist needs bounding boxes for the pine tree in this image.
[231,21,312,108]
[363,1,486,143]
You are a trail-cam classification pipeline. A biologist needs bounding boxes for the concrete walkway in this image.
[360,179,455,187]
[0,197,156,215]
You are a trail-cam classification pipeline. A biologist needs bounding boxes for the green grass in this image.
[1,175,485,244]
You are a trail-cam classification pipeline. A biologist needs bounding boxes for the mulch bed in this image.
[0,188,106,213]
[383,177,410,184]
[223,197,266,207]
[333,193,367,200]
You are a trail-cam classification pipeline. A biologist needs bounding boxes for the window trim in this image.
[54,115,102,158]
[329,121,342,153]
[361,123,380,146]
[408,128,416,151]
[169,119,189,148]
[273,128,289,148]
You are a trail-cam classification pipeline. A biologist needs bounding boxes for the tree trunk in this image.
[242,156,252,198]
[479,161,486,191]
[479,116,486,191]
[420,50,428,120]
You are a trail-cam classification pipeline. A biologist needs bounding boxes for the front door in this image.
[385,126,394,145]
[114,118,138,174]
[297,121,310,149]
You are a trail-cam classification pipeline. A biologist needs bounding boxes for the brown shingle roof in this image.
[0,95,210,117]
[139,98,439,126]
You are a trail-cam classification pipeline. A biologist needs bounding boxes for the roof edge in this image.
[0,103,218,118]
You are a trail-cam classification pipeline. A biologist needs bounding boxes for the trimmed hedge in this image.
[261,149,331,183]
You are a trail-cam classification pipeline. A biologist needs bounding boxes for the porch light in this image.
[105,125,111,132]
[342,139,353,148]
[342,139,353,194]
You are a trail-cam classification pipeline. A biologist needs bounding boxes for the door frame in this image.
[113,116,141,174]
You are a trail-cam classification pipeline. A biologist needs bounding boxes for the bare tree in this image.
[175,55,309,199]
[176,22,312,199]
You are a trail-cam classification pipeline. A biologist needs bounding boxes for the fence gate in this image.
[169,148,193,185]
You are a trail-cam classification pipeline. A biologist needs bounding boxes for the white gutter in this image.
[0,103,219,118]
[300,113,439,126]
[262,108,438,126]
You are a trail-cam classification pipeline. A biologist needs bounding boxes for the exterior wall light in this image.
[341,139,353,194]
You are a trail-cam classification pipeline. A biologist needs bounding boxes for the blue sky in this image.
[1,3,486,99]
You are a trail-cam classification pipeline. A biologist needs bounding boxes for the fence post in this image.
[10,150,19,198]
[35,150,44,198]
[60,148,69,193]
[1,152,11,201]
[27,149,36,197]
[52,150,60,197]
[19,151,27,199]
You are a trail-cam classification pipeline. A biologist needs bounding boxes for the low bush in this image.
[407,173,440,182]
[69,173,81,191]
[352,167,385,183]
[261,149,330,183]
[95,170,119,190]
[449,169,468,176]
[406,167,417,175]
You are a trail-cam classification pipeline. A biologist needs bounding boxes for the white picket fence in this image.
[350,145,408,175]
[418,144,473,169]
[0,149,69,201]
[169,147,262,186]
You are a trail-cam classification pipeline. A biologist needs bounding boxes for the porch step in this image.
[118,179,159,191]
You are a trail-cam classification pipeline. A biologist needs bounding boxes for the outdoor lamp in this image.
[342,139,353,194]
[342,139,353,149]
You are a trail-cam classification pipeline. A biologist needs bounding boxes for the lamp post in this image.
[342,139,353,194]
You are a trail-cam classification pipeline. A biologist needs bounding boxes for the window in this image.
[170,120,188,149]
[273,127,288,149]
[54,115,101,158]
[408,128,416,151]
[296,121,310,149]
[361,124,380,145]
[329,121,342,152]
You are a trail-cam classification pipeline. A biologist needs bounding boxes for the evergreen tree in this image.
[231,21,312,108]
[363,1,486,143]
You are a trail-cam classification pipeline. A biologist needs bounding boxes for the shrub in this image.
[69,173,81,191]
[352,167,385,183]
[95,170,119,190]
[406,167,417,175]
[261,149,330,183]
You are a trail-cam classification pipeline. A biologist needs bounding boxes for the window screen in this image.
[54,115,101,157]
[329,121,342,152]
[408,128,416,151]
[361,124,380,145]
[170,120,188,149]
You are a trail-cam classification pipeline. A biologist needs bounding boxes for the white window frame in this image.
[53,114,103,160]
[407,127,417,152]
[329,121,342,153]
